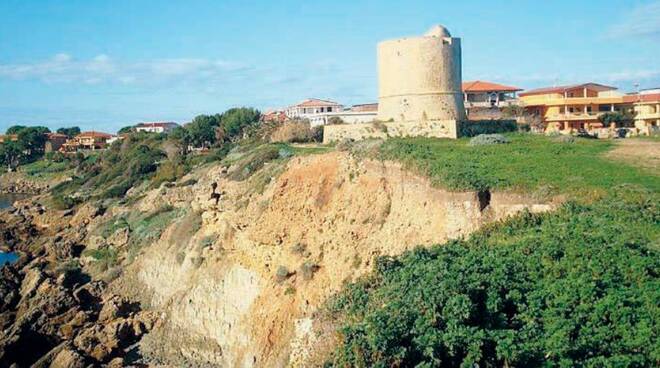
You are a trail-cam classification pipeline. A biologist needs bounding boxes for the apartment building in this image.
[519,83,632,132]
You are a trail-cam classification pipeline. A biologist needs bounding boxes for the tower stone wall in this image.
[377,25,466,123]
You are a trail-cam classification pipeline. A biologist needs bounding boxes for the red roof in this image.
[519,83,617,97]
[623,93,660,103]
[462,80,521,93]
[294,98,342,107]
[77,131,113,139]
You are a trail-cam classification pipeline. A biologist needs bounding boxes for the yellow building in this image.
[628,89,660,135]
[519,83,633,132]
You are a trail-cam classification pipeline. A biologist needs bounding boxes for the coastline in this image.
[0,171,57,195]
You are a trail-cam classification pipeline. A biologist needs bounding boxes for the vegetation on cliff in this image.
[327,186,659,367]
[379,134,659,198]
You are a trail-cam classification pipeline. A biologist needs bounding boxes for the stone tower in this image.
[377,25,466,123]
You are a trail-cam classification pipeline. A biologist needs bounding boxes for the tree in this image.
[598,111,634,127]
[0,141,23,170]
[17,127,49,158]
[117,126,134,135]
[168,126,191,155]
[5,125,27,134]
[186,115,219,148]
[56,126,81,138]
[219,107,261,141]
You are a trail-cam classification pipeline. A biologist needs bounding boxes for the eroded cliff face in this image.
[107,151,556,367]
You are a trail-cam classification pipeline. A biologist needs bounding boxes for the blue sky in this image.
[1,0,659,132]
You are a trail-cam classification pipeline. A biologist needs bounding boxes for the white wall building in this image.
[135,122,179,133]
[285,99,344,120]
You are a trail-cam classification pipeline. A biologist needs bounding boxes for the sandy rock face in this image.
[124,151,556,367]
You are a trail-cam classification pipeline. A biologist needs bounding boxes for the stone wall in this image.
[323,119,459,143]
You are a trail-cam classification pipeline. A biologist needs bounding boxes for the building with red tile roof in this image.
[518,82,659,135]
[60,131,114,152]
[462,80,522,109]
[285,98,344,120]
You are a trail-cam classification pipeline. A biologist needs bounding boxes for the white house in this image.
[307,103,378,126]
[135,122,179,133]
[285,99,344,120]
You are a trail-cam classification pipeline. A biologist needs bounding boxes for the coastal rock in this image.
[50,346,86,368]
[0,267,20,313]
[107,227,130,248]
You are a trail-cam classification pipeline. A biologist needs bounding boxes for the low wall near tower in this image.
[323,120,459,144]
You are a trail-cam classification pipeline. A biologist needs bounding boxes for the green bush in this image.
[468,134,510,146]
[83,247,118,272]
[51,194,80,210]
[459,120,517,137]
[300,261,319,280]
[227,144,286,181]
[327,188,659,367]
[276,266,292,283]
[555,135,576,144]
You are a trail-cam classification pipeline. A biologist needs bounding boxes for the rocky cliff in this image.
[0,150,558,367]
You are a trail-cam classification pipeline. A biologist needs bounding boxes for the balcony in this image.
[545,112,607,122]
[635,112,660,120]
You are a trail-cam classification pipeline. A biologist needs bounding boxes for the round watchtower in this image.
[377,25,466,123]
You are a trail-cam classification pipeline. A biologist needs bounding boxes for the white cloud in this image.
[0,54,251,85]
[600,69,660,82]
[609,1,660,39]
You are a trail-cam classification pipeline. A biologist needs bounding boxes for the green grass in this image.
[378,134,659,199]
[20,159,73,180]
[327,187,659,367]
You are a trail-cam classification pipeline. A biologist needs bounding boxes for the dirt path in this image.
[605,139,660,173]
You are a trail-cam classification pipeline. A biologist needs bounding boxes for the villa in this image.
[135,122,179,134]
[60,131,114,152]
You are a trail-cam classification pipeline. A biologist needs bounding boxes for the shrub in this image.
[555,135,576,144]
[327,189,660,367]
[371,120,388,133]
[327,116,344,125]
[198,236,215,249]
[83,247,118,272]
[300,261,319,280]
[51,194,80,210]
[270,121,314,143]
[459,120,517,137]
[291,243,306,255]
[100,217,130,237]
[177,178,198,187]
[275,266,292,283]
[336,138,355,151]
[278,147,294,159]
[227,144,283,181]
[468,134,510,146]
[311,125,324,143]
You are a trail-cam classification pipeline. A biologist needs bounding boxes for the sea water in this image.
[0,193,26,266]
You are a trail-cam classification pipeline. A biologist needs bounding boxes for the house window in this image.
[586,106,592,113]
[327,107,333,112]
[598,105,610,112]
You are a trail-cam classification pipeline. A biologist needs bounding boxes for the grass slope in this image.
[379,134,660,199]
